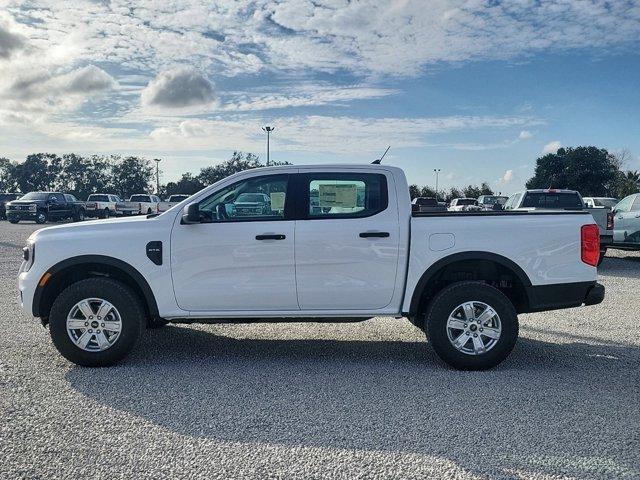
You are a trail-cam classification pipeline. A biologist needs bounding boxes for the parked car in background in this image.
[128,194,161,215]
[448,198,481,212]
[18,164,603,370]
[158,194,191,213]
[504,189,612,263]
[0,192,20,220]
[583,197,619,209]
[7,192,86,224]
[85,194,140,219]
[611,193,640,249]
[411,197,447,213]
[477,195,509,211]
[233,192,272,216]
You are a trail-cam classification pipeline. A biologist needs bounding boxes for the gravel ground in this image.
[1,221,639,479]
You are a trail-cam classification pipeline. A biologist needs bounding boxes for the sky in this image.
[0,0,639,194]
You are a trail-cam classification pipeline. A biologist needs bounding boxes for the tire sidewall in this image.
[49,279,144,367]
[426,282,518,370]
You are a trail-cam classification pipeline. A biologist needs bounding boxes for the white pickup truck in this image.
[158,194,191,213]
[18,164,604,370]
[128,194,161,215]
[85,194,140,219]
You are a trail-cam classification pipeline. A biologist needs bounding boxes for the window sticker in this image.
[270,192,286,211]
[319,184,357,208]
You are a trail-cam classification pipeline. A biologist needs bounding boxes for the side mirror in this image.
[182,202,201,224]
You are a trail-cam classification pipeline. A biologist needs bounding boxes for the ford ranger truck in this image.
[18,165,604,370]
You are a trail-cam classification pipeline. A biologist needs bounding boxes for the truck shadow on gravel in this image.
[66,325,639,479]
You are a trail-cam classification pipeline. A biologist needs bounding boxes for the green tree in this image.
[197,151,262,186]
[0,157,18,192]
[164,173,205,197]
[13,154,55,192]
[110,156,154,199]
[408,184,420,199]
[525,146,618,196]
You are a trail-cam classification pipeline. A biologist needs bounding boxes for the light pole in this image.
[262,126,275,166]
[153,158,161,195]
[434,168,441,201]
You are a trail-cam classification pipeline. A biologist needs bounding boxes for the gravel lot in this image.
[1,221,639,479]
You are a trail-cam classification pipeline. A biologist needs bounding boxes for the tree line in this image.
[0,146,637,201]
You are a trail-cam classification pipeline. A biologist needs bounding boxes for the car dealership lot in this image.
[1,221,638,479]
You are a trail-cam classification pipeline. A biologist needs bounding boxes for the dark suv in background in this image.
[6,192,86,224]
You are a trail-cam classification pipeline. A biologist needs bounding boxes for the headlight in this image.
[22,242,35,271]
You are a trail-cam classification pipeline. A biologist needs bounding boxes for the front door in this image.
[294,171,400,310]
[170,173,298,312]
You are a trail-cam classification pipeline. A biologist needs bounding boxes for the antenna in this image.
[372,145,390,164]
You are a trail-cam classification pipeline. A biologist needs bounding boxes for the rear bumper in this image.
[525,281,605,312]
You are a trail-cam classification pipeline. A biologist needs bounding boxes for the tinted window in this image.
[521,192,583,209]
[168,195,189,202]
[64,194,77,202]
[304,173,387,219]
[51,193,65,203]
[198,175,289,222]
[88,194,109,202]
[130,195,151,202]
[414,197,437,206]
[594,198,619,208]
[456,199,477,206]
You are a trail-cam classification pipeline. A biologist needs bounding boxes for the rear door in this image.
[294,170,400,310]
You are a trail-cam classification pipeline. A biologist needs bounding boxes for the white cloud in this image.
[141,66,216,109]
[498,169,516,185]
[542,140,562,154]
[0,11,26,59]
[519,130,533,140]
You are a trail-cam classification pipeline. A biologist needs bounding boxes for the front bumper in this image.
[7,212,38,221]
[525,281,605,312]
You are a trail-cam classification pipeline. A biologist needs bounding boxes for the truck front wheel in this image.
[424,281,518,370]
[35,212,47,224]
[49,278,145,367]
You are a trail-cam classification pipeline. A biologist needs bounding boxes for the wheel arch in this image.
[408,251,532,322]
[33,255,159,323]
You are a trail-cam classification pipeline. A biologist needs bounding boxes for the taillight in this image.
[606,212,614,230]
[581,224,600,267]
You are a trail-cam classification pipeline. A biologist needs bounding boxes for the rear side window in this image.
[303,173,387,219]
[521,192,583,209]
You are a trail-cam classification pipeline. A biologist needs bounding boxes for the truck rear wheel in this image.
[424,281,518,370]
[49,278,145,367]
[102,208,110,219]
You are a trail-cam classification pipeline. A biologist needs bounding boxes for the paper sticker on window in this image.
[270,192,286,211]
[319,184,357,208]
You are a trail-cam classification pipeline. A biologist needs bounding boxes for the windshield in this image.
[457,199,477,206]
[130,195,150,202]
[236,193,266,203]
[87,195,109,202]
[593,198,619,208]
[521,192,583,209]
[19,192,49,201]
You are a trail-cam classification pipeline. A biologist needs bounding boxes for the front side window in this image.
[304,173,387,219]
[614,195,635,213]
[198,174,289,222]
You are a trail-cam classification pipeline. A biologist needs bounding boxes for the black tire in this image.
[74,209,85,222]
[8,218,19,224]
[147,317,170,329]
[598,248,607,266]
[424,281,519,370]
[102,208,110,219]
[35,211,47,224]
[147,208,152,215]
[49,278,145,367]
